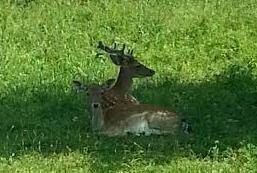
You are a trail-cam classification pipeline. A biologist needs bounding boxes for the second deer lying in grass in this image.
[82,83,191,136]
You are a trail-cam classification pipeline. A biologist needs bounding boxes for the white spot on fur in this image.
[125,112,149,135]
[157,111,168,115]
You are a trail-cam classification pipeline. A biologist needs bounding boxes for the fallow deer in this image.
[96,41,155,109]
[83,83,191,136]
[73,42,191,135]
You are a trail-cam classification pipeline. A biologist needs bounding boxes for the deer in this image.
[81,83,192,136]
[73,42,191,135]
[96,42,191,136]
[96,41,155,109]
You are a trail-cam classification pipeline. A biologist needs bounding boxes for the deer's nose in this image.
[146,69,155,76]
[92,103,100,108]
[150,69,155,75]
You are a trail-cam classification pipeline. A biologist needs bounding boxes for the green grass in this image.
[1,0,257,172]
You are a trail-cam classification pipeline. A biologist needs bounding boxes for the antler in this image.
[97,41,125,54]
[127,49,134,55]
[97,41,134,65]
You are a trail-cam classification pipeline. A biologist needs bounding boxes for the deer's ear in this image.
[73,80,82,86]
[110,54,123,65]
[72,80,88,93]
[118,57,131,66]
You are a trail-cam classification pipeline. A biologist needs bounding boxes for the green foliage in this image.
[1,0,257,172]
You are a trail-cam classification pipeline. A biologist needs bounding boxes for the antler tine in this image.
[97,41,136,61]
[97,41,104,49]
[98,41,124,54]
[128,49,134,56]
[121,44,125,53]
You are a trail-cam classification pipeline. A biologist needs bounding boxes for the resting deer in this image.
[73,42,191,135]
[96,41,155,109]
[83,83,191,136]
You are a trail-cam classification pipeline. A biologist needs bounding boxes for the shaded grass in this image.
[1,0,257,172]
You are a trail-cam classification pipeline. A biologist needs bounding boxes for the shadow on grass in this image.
[0,64,257,171]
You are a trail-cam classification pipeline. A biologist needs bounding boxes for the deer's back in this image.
[101,104,180,136]
[101,90,139,109]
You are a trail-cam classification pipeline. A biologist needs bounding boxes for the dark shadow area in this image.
[0,64,257,171]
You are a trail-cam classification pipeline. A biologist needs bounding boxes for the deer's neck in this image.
[111,67,133,94]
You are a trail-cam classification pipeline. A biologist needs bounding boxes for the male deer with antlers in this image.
[97,41,155,109]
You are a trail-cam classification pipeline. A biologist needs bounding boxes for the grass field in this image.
[1,0,257,172]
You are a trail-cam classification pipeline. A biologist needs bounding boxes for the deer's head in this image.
[97,41,155,78]
[73,80,104,132]
[72,80,105,107]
